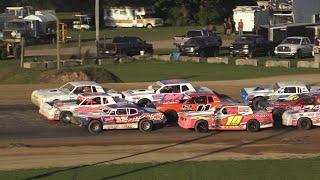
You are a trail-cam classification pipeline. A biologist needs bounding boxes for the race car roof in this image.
[276,81,306,88]
[69,81,100,87]
[185,91,216,96]
[107,103,139,109]
[157,79,189,86]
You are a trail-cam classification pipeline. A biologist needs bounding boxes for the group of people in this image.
[223,17,244,36]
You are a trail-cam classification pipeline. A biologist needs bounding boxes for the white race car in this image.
[282,108,320,130]
[241,81,320,110]
[31,81,121,107]
[121,79,212,106]
[39,93,125,123]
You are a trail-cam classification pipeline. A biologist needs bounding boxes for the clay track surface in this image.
[2,74,320,170]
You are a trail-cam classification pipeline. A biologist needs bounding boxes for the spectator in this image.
[230,17,236,34]
[223,18,228,35]
[314,36,320,54]
[203,22,216,36]
[226,18,232,35]
[238,19,244,36]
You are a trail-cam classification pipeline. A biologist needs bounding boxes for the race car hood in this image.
[122,88,155,96]
[33,88,69,99]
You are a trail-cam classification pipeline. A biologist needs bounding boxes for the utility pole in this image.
[57,19,61,71]
[20,37,24,68]
[95,0,100,64]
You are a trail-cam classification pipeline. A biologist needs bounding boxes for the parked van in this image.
[103,6,163,28]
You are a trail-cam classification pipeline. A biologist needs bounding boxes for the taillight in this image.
[113,45,118,51]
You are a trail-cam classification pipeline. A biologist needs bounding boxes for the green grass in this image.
[0,60,319,84]
[2,158,320,180]
[56,12,79,20]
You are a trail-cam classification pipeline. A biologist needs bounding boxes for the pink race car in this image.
[178,105,273,133]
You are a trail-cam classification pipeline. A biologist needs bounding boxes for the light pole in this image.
[95,0,100,64]
[56,18,61,71]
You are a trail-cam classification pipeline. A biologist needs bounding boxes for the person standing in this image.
[230,17,236,34]
[223,18,227,35]
[238,19,244,36]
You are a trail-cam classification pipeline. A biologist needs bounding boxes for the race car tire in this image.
[272,108,285,128]
[139,119,153,132]
[252,97,265,110]
[246,119,260,132]
[138,98,152,107]
[88,120,103,134]
[60,111,72,123]
[164,110,178,124]
[297,117,312,130]
[195,120,209,133]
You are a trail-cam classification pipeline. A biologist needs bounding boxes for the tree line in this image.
[1,0,257,25]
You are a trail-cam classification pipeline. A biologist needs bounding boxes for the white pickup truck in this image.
[31,81,122,107]
[241,81,320,110]
[174,30,214,48]
[121,79,212,106]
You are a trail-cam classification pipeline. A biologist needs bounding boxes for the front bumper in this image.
[274,51,296,57]
[39,105,60,121]
[230,49,250,56]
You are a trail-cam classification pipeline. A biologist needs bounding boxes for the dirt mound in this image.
[40,67,122,84]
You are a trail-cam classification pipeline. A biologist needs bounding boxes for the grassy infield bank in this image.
[1,158,320,179]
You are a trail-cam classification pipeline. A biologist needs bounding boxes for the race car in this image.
[31,81,121,107]
[178,105,273,133]
[39,93,124,123]
[156,92,233,123]
[72,103,167,134]
[121,79,212,106]
[282,108,320,130]
[266,93,320,125]
[241,81,320,110]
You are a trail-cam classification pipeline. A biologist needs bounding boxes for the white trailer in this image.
[233,6,270,32]
[103,6,163,28]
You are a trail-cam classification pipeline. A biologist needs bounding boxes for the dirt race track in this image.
[2,74,320,171]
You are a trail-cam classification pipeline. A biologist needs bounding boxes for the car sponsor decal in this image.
[226,115,243,126]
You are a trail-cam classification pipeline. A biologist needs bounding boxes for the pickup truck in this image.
[101,36,153,56]
[174,29,214,48]
[274,36,314,58]
[180,36,222,57]
[241,81,320,110]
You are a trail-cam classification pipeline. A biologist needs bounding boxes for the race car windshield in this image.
[272,83,280,91]
[59,83,75,93]
[150,83,161,90]
[282,38,301,44]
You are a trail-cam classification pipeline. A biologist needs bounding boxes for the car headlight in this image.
[243,45,249,49]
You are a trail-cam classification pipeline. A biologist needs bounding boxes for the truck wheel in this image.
[298,117,312,130]
[88,120,103,134]
[246,119,260,132]
[252,97,265,110]
[138,98,152,107]
[199,50,207,58]
[213,47,219,57]
[272,109,285,128]
[164,110,178,124]
[60,111,72,123]
[139,119,153,132]
[295,50,302,59]
[146,24,153,29]
[13,45,21,60]
[195,120,209,133]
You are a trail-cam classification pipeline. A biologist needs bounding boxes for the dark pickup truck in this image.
[230,34,276,58]
[180,36,222,57]
[101,36,153,56]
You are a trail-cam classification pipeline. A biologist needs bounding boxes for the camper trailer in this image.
[233,6,270,32]
[103,6,163,28]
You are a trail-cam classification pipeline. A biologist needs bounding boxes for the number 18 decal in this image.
[226,116,243,126]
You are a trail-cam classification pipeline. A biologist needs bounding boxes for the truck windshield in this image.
[187,31,202,37]
[282,38,301,44]
[6,21,26,30]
